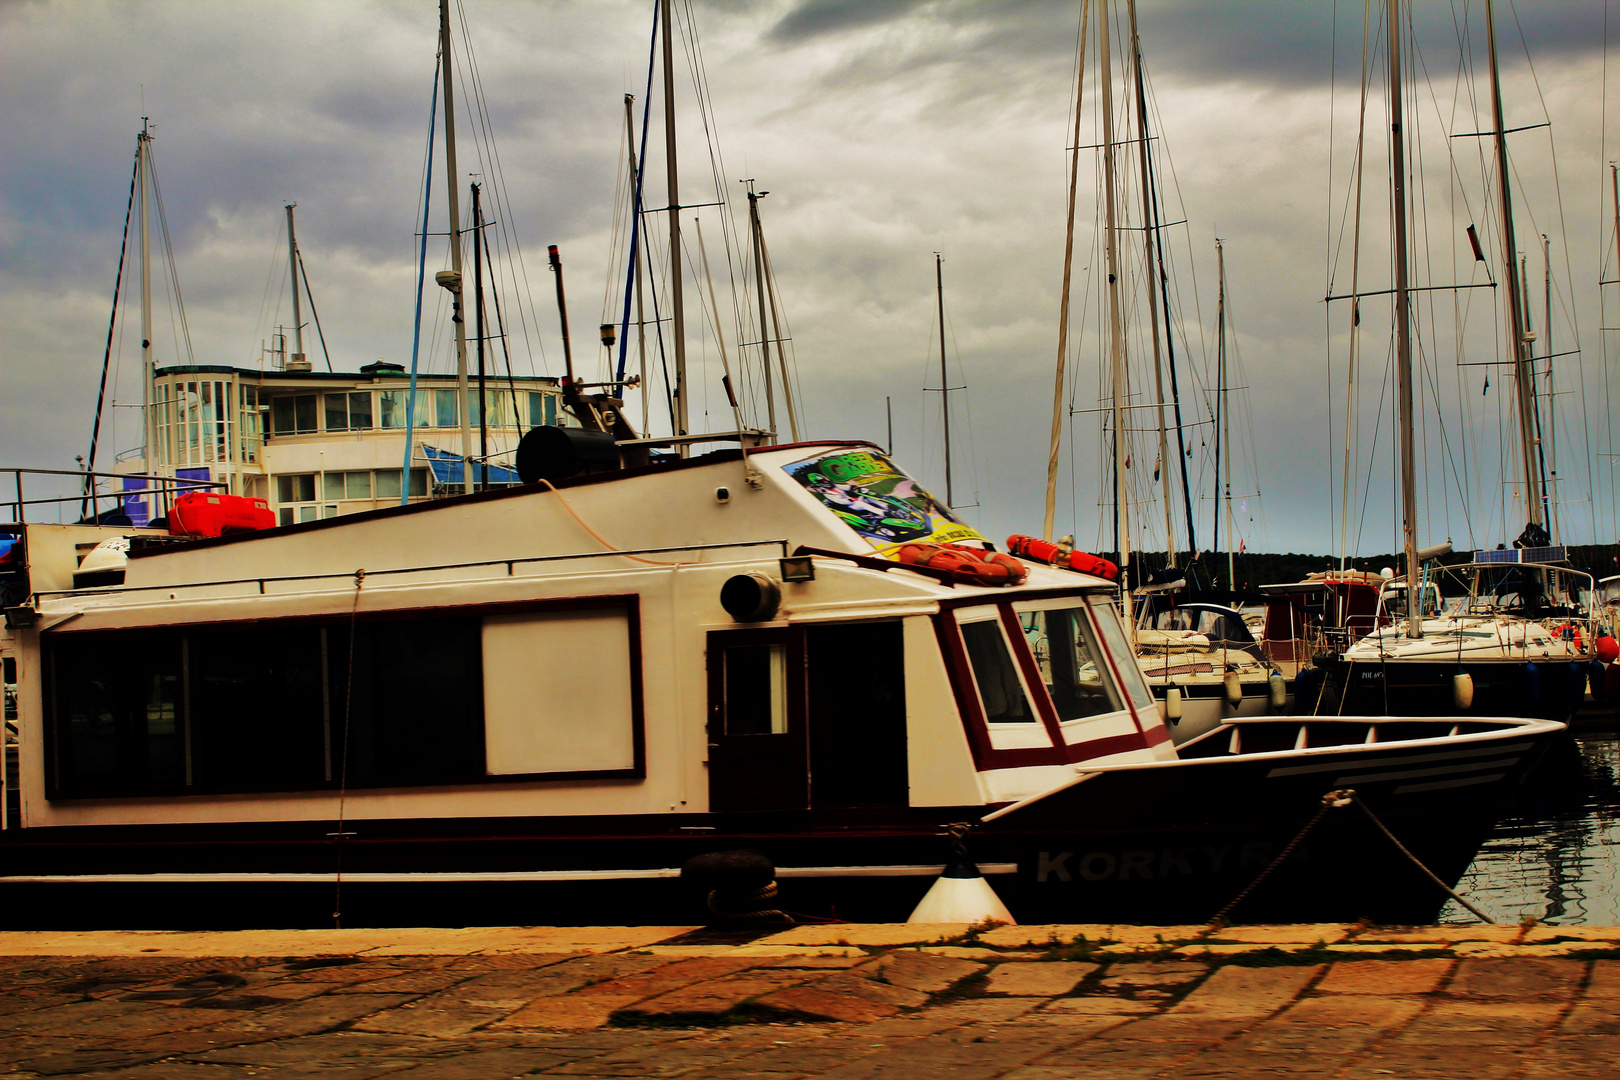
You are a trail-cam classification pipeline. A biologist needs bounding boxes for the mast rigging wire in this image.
[84,148,140,514]
[400,55,441,506]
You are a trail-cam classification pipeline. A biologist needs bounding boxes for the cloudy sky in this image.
[2,0,1615,559]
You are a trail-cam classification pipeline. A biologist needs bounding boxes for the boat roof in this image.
[77,440,1120,605]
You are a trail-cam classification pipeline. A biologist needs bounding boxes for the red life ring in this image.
[1005,534,1119,581]
[896,542,1028,587]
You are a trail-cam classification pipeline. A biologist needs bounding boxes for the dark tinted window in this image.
[47,615,485,798]
[960,618,1036,723]
[807,622,906,807]
[188,625,328,790]
[330,617,484,786]
[51,634,184,795]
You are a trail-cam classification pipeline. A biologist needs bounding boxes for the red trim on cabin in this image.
[1089,600,1148,736]
[998,604,1067,747]
[1062,728,1156,760]
[930,610,1067,772]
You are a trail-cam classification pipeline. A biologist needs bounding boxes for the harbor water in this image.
[1442,709,1620,924]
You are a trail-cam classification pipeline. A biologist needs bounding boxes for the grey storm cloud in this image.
[1,0,1615,556]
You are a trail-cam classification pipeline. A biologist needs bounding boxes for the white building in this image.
[119,361,571,526]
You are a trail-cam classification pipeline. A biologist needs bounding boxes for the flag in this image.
[1239,538,1246,554]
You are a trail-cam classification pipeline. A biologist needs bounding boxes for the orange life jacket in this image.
[895,542,1028,587]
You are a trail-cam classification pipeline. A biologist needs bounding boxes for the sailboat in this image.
[1027,0,1288,744]
[1319,0,1597,725]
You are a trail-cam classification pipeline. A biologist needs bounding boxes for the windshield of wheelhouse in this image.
[1015,604,1121,722]
[1087,596,1157,711]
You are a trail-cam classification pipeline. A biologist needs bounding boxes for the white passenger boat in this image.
[0,440,1565,927]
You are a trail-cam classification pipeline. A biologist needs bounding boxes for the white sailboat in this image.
[1328,0,1597,725]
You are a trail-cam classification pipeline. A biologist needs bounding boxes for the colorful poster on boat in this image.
[783,449,985,555]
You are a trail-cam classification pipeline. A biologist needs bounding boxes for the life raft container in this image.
[896,542,1028,587]
[1005,534,1119,581]
[169,492,276,538]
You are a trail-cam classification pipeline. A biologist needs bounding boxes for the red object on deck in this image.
[169,493,275,538]
[1006,534,1119,581]
[896,542,1028,587]
[1596,634,1619,665]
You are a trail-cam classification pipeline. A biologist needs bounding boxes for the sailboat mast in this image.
[1127,0,1175,568]
[626,95,650,436]
[285,203,305,365]
[936,252,953,506]
[1215,239,1228,586]
[472,182,488,493]
[1486,0,1543,528]
[757,228,799,441]
[439,0,473,495]
[1098,0,1131,599]
[746,184,777,441]
[661,0,689,450]
[1389,0,1423,639]
[1044,0,1089,541]
[138,121,156,478]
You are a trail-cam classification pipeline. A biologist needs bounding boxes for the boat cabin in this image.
[1,442,1172,844]
[1257,571,1388,674]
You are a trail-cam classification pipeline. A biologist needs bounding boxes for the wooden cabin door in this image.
[705,628,807,813]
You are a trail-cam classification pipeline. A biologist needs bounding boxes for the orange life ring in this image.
[1005,534,1119,581]
[896,542,1028,587]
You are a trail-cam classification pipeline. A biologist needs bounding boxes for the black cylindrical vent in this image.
[515,425,620,484]
[720,573,782,622]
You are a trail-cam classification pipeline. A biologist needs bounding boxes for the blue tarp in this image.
[421,445,522,487]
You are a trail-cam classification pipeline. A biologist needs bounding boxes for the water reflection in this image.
[1442,718,1620,924]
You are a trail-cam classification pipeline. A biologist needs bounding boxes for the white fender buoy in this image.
[907,864,1015,926]
[1165,687,1183,722]
[1224,672,1243,706]
[1268,672,1287,710]
[1453,671,1475,710]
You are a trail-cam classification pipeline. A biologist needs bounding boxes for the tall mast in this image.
[626,95,649,435]
[1215,239,1227,585]
[661,0,689,450]
[1389,0,1422,638]
[936,252,953,506]
[439,0,473,495]
[1128,0,1175,568]
[1098,0,1131,600]
[1486,0,1542,528]
[746,183,777,441]
[472,182,488,493]
[757,227,799,441]
[1541,234,1557,541]
[285,203,305,367]
[138,120,156,476]
[1044,0,1089,541]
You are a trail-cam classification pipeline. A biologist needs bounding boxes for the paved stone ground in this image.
[0,923,1616,1079]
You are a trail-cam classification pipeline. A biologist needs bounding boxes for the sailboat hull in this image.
[1322,656,1588,726]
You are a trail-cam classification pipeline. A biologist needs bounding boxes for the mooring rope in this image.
[1208,786,1496,930]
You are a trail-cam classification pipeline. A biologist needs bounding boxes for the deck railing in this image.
[2,467,227,527]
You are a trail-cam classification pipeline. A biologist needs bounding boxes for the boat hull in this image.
[0,718,1559,929]
[1322,656,1589,726]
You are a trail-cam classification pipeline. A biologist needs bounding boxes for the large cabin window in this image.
[958,614,1037,724]
[44,600,642,799]
[46,614,485,797]
[1016,605,1123,721]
